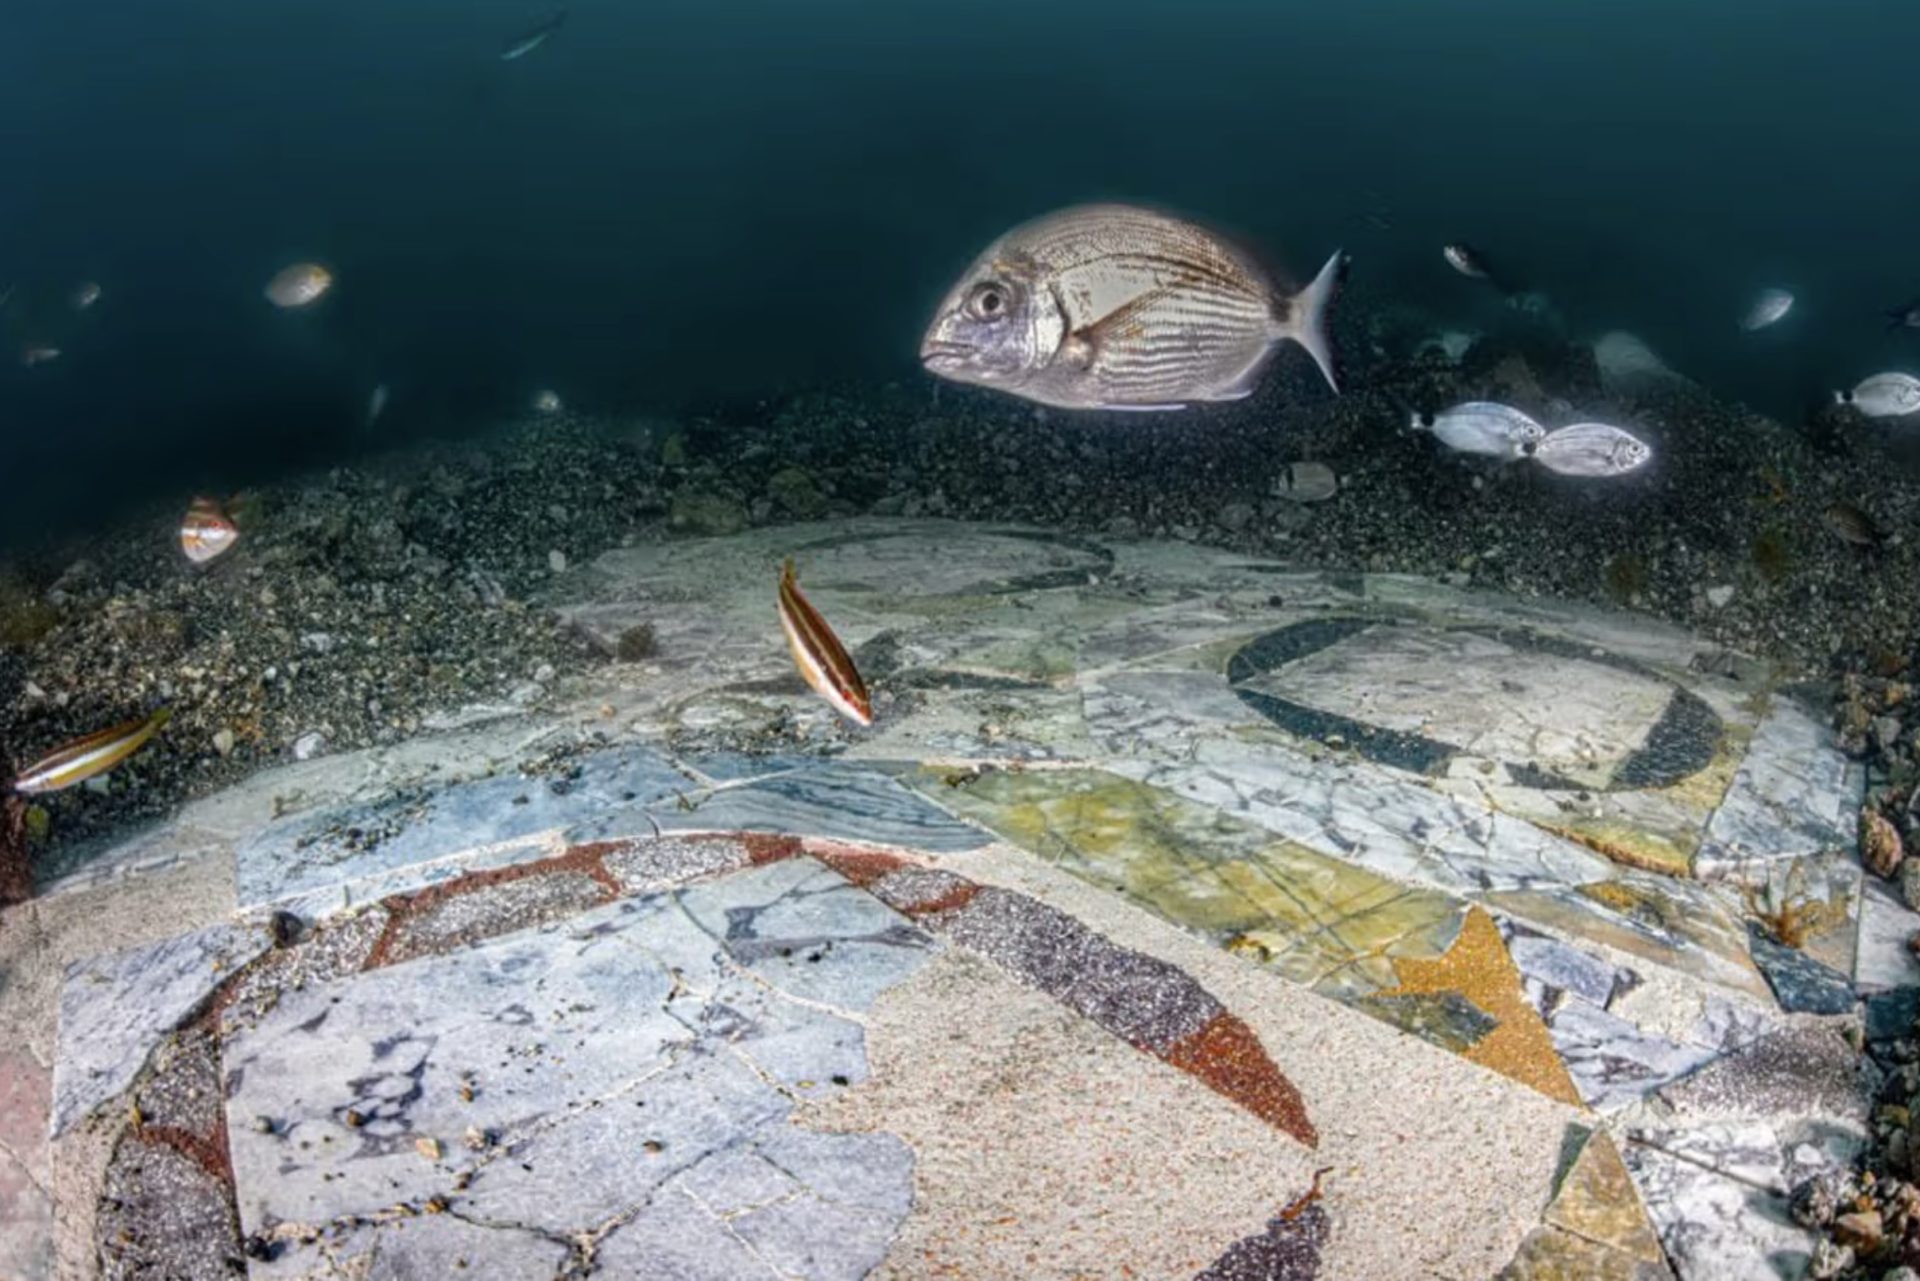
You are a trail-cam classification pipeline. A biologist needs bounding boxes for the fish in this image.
[920,203,1342,411]
[1442,242,1521,295]
[70,281,101,311]
[1824,501,1882,548]
[20,345,60,367]
[264,262,333,308]
[776,558,872,726]
[532,389,563,414]
[366,383,390,427]
[11,709,172,796]
[1740,287,1794,331]
[1886,299,1920,331]
[1410,402,1544,460]
[179,497,239,564]
[1837,372,1920,418]
[501,10,566,60]
[1532,422,1653,477]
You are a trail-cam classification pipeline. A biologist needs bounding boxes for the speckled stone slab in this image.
[53,921,268,1137]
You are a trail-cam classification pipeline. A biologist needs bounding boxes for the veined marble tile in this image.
[223,861,926,1272]
[1622,1139,1813,1281]
[910,767,1463,1018]
[1117,746,1618,897]
[1544,1000,1717,1113]
[1855,876,1920,993]
[638,764,991,854]
[54,921,269,1136]
[1695,699,1859,879]
[234,742,693,908]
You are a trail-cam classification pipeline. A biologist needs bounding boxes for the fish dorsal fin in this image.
[1067,286,1171,364]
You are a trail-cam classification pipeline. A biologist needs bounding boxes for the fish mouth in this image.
[919,338,972,371]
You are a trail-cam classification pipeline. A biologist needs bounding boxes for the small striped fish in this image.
[921,204,1342,411]
[180,496,239,564]
[12,708,172,796]
[776,559,871,726]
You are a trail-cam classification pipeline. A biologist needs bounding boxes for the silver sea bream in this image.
[920,204,1342,411]
[1411,401,1544,460]
[1837,372,1920,419]
[1532,422,1652,477]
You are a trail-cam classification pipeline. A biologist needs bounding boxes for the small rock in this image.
[268,911,302,948]
[546,504,568,523]
[415,1137,441,1162]
[300,632,335,655]
[668,488,748,537]
[463,1126,489,1151]
[1865,808,1904,878]
[1705,584,1736,608]
[766,467,827,519]
[616,623,656,661]
[1807,1239,1854,1281]
[548,549,568,574]
[1834,1209,1883,1251]
[250,1115,275,1135]
[1216,502,1253,533]
[344,1109,365,1128]
[533,663,555,684]
[292,731,328,761]
[212,728,236,758]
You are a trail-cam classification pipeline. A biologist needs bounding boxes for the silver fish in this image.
[1533,422,1652,477]
[1442,242,1520,294]
[265,262,332,308]
[921,204,1341,411]
[1740,287,1793,331]
[1410,401,1544,460]
[1836,372,1920,419]
[501,10,566,60]
[1884,298,1920,331]
[366,383,390,427]
[71,281,102,311]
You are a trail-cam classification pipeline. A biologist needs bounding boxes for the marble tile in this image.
[1118,747,1617,898]
[638,765,991,854]
[234,742,693,907]
[53,920,268,1136]
[1745,923,1855,1015]
[914,766,1462,999]
[1695,699,1859,879]
[1622,1139,1813,1281]
[1544,1000,1717,1114]
[1545,1130,1668,1266]
[223,862,924,1271]
[1855,877,1920,993]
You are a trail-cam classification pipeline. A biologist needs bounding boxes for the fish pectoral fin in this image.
[1098,402,1188,413]
[1068,287,1172,362]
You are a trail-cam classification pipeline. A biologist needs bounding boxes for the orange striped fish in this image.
[180,496,239,564]
[775,559,872,726]
[12,709,172,796]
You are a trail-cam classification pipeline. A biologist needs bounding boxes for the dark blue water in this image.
[5,0,1917,546]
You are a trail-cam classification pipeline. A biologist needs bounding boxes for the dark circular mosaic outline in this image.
[1226,617,1722,792]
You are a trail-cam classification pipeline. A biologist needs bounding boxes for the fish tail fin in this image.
[149,708,174,729]
[1280,250,1345,394]
[781,557,798,586]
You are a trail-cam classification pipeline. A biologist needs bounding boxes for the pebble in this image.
[1705,584,1736,608]
[292,731,328,761]
[212,729,236,758]
[548,549,567,574]
[1808,1239,1855,1280]
[250,1115,275,1134]
[300,632,335,655]
[533,663,555,684]
[1865,808,1905,878]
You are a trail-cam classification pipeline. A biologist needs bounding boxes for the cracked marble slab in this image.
[234,743,693,908]
[53,921,268,1137]
[1694,699,1859,878]
[223,860,927,1276]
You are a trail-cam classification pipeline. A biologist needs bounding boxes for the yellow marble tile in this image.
[1546,1131,1666,1264]
[1377,907,1584,1106]
[920,768,1463,998]
[1500,1225,1674,1281]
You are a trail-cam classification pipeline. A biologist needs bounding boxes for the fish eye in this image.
[966,282,1010,322]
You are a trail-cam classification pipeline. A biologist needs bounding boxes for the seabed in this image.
[0,520,1882,1279]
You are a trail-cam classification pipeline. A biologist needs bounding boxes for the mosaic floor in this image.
[0,520,1882,1280]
